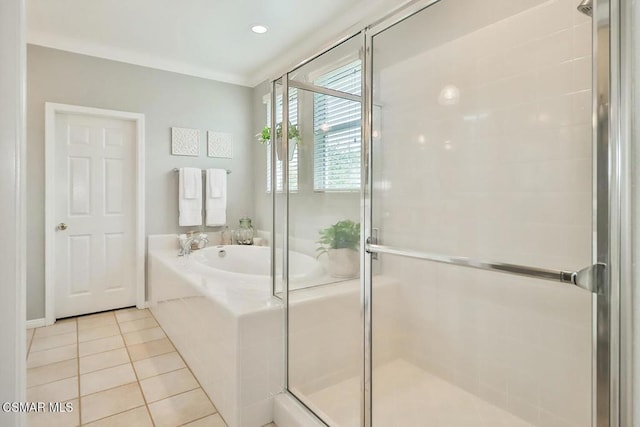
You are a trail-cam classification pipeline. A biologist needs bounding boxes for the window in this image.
[313,61,362,191]
[267,89,298,192]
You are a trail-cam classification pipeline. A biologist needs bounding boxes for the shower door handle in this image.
[365,243,605,294]
[367,229,379,260]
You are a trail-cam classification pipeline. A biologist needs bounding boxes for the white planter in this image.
[275,137,297,161]
[326,248,360,279]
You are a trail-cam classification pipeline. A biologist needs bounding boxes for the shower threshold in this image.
[296,359,535,427]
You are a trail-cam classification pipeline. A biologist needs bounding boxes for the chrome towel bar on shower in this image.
[365,243,605,294]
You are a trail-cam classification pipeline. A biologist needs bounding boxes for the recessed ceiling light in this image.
[251,25,268,34]
[438,84,460,106]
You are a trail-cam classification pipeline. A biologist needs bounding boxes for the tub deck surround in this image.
[148,234,284,427]
[147,234,399,427]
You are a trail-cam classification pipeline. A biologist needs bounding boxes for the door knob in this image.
[57,222,68,231]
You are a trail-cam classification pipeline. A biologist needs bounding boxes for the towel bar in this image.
[172,168,231,174]
[365,242,605,293]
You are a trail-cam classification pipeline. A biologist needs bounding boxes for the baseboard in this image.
[26,318,46,329]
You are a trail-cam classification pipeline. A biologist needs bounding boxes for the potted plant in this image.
[316,220,360,279]
[257,122,301,161]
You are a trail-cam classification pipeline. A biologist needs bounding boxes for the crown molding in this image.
[28,0,410,89]
[27,31,253,87]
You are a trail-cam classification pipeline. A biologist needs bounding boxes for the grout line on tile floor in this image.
[136,365,187,381]
[76,342,125,358]
[115,310,157,427]
[28,348,77,361]
[82,403,148,426]
[147,310,225,425]
[78,380,138,399]
[118,317,158,325]
[143,381,200,404]
[182,412,217,426]
[78,334,122,344]
[119,325,160,334]
[146,386,208,404]
[77,332,121,344]
[81,404,148,427]
[29,338,78,352]
[27,371,78,390]
[79,359,130,376]
[32,326,77,339]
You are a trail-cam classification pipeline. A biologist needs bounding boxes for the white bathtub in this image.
[190,245,325,286]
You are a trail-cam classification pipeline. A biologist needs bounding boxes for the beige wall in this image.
[27,46,254,319]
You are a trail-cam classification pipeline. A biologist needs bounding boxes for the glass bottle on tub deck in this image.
[221,226,232,245]
[234,217,254,245]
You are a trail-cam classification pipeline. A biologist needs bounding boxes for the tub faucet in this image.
[178,236,196,257]
[197,233,209,248]
[178,233,209,256]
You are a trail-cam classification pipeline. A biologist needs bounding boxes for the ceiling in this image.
[27,0,403,87]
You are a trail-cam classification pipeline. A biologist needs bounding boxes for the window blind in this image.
[313,61,362,191]
[267,88,298,192]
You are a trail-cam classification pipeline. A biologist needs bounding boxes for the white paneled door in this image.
[53,112,137,318]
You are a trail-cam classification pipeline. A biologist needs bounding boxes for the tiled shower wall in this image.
[373,0,593,426]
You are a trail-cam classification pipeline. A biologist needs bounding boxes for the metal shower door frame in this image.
[361,0,621,426]
[273,32,368,422]
[270,0,625,425]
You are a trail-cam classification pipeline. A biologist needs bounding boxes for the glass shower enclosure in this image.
[271,0,618,425]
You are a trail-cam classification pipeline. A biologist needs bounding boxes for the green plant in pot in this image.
[316,220,360,279]
[257,122,301,161]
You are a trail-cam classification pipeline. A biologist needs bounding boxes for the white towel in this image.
[206,168,227,226]
[179,167,202,226]
[182,167,200,199]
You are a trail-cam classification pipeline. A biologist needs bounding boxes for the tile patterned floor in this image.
[26,308,279,427]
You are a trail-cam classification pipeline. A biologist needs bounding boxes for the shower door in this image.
[280,35,365,426]
[364,0,611,426]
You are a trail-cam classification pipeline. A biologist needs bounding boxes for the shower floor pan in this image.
[295,359,535,427]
